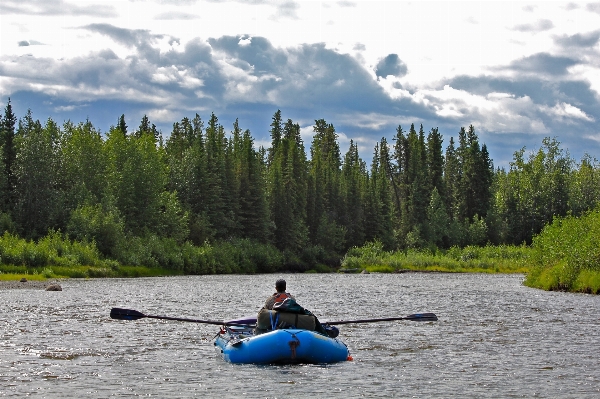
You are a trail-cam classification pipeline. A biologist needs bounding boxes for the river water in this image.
[1,273,598,398]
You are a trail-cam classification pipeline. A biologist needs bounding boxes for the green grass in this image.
[341,241,531,274]
[0,273,47,281]
[524,209,600,294]
[0,264,183,280]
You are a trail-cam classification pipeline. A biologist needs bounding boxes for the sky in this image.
[1,1,600,168]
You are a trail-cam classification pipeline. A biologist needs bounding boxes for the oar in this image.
[207,312,438,326]
[110,308,255,327]
[324,313,438,325]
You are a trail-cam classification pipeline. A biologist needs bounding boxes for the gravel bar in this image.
[0,279,65,290]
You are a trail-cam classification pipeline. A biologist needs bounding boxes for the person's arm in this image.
[264,294,275,310]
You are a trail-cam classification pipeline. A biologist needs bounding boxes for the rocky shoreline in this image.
[0,279,64,290]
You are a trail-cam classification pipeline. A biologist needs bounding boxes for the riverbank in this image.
[0,278,65,290]
[341,242,531,274]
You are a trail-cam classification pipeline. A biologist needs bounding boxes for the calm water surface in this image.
[1,273,598,398]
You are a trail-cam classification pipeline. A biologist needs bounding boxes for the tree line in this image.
[1,98,599,268]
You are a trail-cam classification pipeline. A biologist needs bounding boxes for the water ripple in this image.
[1,274,598,398]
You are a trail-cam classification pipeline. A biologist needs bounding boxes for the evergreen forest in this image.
[1,98,599,281]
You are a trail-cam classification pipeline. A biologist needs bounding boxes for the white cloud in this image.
[541,102,594,122]
[584,133,600,144]
[147,108,178,123]
[337,112,401,131]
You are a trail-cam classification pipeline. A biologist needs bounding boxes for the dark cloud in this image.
[512,19,554,33]
[374,54,408,79]
[503,53,579,76]
[448,75,597,110]
[0,0,116,17]
[206,35,403,119]
[82,23,180,64]
[83,24,165,49]
[17,40,44,46]
[554,30,600,48]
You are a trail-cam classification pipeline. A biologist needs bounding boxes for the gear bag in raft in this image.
[257,308,316,331]
[259,297,329,336]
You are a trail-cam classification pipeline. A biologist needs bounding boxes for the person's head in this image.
[275,279,286,292]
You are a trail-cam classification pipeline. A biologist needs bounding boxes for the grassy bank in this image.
[0,230,334,280]
[341,241,531,274]
[0,264,183,281]
[524,209,600,294]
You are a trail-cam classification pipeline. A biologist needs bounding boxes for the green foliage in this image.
[210,239,283,274]
[0,231,104,268]
[525,209,600,293]
[14,114,62,239]
[342,241,530,273]
[67,203,125,258]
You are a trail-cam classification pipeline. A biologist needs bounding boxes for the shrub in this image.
[525,209,600,292]
[67,204,125,258]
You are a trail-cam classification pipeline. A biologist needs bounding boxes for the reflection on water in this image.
[1,273,598,398]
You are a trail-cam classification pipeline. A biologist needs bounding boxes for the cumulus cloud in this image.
[554,30,600,48]
[540,102,594,123]
[374,54,408,79]
[503,53,579,76]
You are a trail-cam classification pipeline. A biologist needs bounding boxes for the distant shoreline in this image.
[0,279,64,290]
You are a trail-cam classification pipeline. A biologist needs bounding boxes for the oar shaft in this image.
[326,313,437,325]
[110,308,254,327]
[145,315,254,327]
[145,315,230,326]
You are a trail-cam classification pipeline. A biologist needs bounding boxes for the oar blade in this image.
[110,308,146,321]
[404,313,438,322]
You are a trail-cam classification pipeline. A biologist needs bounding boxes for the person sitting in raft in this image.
[256,278,336,337]
[263,278,295,310]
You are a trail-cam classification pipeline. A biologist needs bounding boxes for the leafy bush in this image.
[67,204,125,258]
[341,241,530,274]
[210,239,284,274]
[525,209,600,293]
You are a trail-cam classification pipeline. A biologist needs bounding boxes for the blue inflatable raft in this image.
[214,323,351,364]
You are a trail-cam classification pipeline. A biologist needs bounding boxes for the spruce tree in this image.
[426,127,444,199]
[341,140,365,248]
[308,119,343,250]
[0,98,17,214]
[14,113,61,239]
[118,114,127,136]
